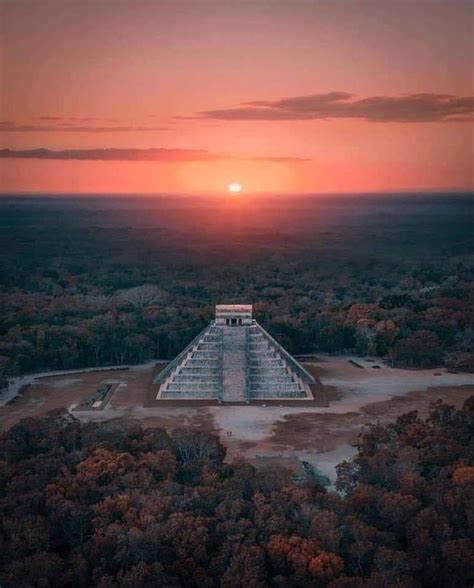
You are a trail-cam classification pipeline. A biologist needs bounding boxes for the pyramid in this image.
[154,305,315,402]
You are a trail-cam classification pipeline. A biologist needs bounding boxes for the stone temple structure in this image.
[154,305,315,402]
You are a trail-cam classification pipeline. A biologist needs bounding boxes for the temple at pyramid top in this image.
[215,304,253,326]
[154,304,315,403]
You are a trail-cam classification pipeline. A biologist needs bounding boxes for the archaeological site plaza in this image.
[154,305,315,403]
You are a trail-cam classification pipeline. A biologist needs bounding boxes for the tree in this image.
[115,285,167,309]
[308,552,344,582]
[1,400,472,587]
[393,330,443,367]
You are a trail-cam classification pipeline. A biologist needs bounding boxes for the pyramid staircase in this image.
[222,326,247,402]
[154,320,314,401]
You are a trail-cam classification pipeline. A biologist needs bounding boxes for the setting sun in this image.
[228,182,242,193]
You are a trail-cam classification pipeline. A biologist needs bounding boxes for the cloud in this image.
[38,116,125,122]
[193,92,474,123]
[0,148,310,163]
[67,117,101,122]
[0,148,216,162]
[0,121,168,133]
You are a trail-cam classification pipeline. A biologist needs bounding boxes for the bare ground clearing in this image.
[1,356,473,481]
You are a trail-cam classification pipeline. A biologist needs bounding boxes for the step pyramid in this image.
[154,305,315,402]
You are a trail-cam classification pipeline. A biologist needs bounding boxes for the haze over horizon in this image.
[1,0,473,195]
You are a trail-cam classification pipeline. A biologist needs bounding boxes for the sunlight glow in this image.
[228,182,242,193]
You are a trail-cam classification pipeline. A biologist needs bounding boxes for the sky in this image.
[0,0,473,194]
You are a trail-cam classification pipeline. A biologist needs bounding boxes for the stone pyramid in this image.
[154,305,315,402]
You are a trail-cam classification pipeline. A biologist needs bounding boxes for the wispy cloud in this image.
[38,116,126,123]
[0,121,168,133]
[191,92,474,123]
[0,148,310,163]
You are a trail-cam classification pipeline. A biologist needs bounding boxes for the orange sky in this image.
[1,0,473,194]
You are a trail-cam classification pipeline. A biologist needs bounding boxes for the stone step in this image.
[249,379,300,387]
[161,390,218,399]
[166,383,220,391]
[177,367,220,372]
[251,391,306,398]
[222,326,247,402]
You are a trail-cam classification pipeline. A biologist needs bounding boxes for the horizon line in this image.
[0,189,473,198]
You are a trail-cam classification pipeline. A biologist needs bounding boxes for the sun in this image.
[228,182,242,193]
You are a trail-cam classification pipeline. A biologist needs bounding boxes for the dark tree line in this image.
[1,195,473,379]
[1,397,473,587]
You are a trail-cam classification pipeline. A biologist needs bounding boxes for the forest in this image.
[0,397,472,586]
[0,193,473,382]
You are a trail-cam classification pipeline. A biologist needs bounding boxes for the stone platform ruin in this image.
[154,305,315,402]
